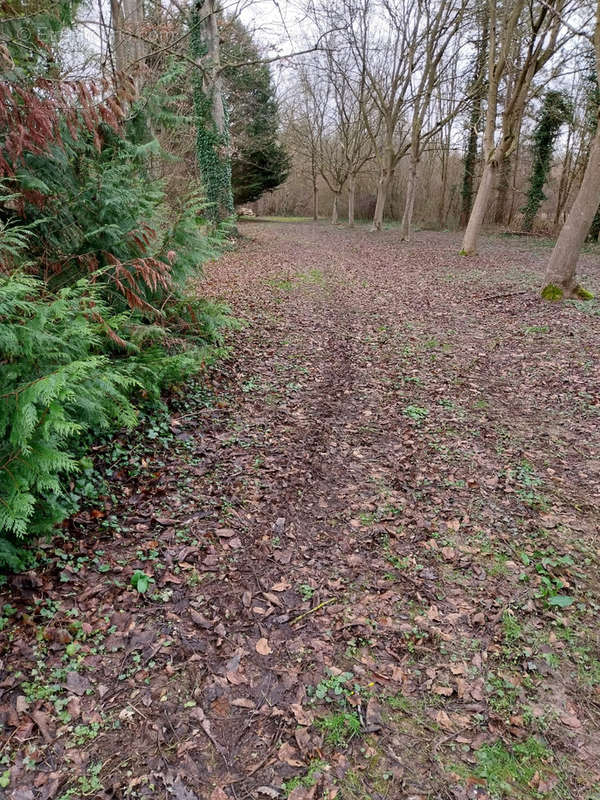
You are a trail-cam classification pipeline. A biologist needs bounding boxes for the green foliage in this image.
[130,570,153,594]
[222,19,290,204]
[0,15,234,567]
[573,285,594,301]
[0,273,137,541]
[403,404,429,424]
[522,91,572,232]
[190,6,234,224]
[282,761,328,796]
[473,737,554,798]
[316,711,362,747]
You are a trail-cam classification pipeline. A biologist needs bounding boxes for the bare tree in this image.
[542,1,600,299]
[398,0,468,241]
[461,0,567,255]
[338,0,424,231]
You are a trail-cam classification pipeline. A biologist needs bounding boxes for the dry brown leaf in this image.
[278,741,303,767]
[256,638,272,655]
[231,698,255,708]
[290,703,314,726]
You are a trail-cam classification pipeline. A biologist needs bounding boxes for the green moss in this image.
[541,284,563,301]
[573,285,595,301]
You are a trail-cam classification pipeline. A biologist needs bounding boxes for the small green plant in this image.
[386,692,411,712]
[403,405,429,424]
[311,670,355,702]
[501,610,522,644]
[299,583,315,601]
[58,762,103,799]
[130,570,154,595]
[282,760,328,796]
[316,711,362,747]
[508,460,548,510]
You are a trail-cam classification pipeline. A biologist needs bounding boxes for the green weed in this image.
[316,711,362,747]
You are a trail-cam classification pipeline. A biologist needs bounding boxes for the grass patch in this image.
[468,737,559,799]
[316,711,362,747]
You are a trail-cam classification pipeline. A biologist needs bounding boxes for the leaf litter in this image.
[1,223,600,799]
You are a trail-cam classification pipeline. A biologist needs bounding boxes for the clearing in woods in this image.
[2,222,600,800]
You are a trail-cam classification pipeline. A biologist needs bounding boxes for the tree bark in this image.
[312,180,319,221]
[460,4,489,228]
[331,191,340,225]
[554,138,571,229]
[494,152,512,225]
[542,121,600,299]
[400,155,418,241]
[348,174,356,227]
[110,0,145,92]
[461,157,497,254]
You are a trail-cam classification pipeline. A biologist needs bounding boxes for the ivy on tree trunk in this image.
[521,90,571,232]
[190,0,234,224]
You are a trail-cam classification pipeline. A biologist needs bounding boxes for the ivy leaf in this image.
[548,595,574,608]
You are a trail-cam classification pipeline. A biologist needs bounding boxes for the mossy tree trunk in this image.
[542,116,600,300]
[543,1,600,300]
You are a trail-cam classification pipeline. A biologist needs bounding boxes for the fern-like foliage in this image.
[0,20,236,568]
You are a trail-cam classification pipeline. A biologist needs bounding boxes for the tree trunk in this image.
[438,149,449,228]
[542,122,600,299]
[400,155,418,241]
[312,180,319,221]
[348,174,356,227]
[587,203,600,242]
[110,0,145,92]
[459,4,488,227]
[494,152,512,226]
[191,0,234,224]
[461,157,497,254]
[371,175,386,231]
[371,145,395,231]
[331,191,340,225]
[554,140,571,229]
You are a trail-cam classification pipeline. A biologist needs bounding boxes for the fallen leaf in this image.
[31,709,53,743]
[231,698,255,708]
[278,741,303,767]
[256,638,272,655]
[436,709,453,729]
[432,685,453,696]
[290,703,313,726]
[365,698,383,731]
[560,711,582,728]
[271,580,291,591]
[65,672,89,697]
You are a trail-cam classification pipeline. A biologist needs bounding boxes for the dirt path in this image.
[2,223,600,800]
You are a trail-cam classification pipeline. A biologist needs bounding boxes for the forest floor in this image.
[2,222,600,800]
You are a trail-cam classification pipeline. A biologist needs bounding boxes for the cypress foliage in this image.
[0,5,234,567]
[222,20,290,205]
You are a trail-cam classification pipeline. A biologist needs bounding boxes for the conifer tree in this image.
[221,20,289,205]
